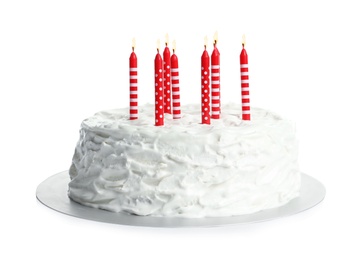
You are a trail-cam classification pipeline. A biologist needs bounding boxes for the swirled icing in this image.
[68,103,301,217]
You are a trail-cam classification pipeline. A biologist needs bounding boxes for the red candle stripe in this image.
[201,44,210,124]
[211,41,220,119]
[155,49,164,126]
[171,49,181,119]
[163,43,172,114]
[129,46,138,120]
[240,38,250,121]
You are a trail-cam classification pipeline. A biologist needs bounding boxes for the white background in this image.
[1,0,350,259]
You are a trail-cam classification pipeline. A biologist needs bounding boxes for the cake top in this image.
[82,103,288,135]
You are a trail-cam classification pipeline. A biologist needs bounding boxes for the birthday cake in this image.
[68,103,301,218]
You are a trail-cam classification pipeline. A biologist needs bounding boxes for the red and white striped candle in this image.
[163,34,172,114]
[201,36,210,124]
[211,31,220,119]
[171,40,181,119]
[240,35,250,120]
[155,40,164,126]
[129,38,138,120]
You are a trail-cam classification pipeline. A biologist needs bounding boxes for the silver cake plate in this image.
[36,171,326,228]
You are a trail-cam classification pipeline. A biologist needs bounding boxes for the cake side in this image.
[68,103,301,217]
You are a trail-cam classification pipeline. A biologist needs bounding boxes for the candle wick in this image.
[132,47,134,52]
[242,43,245,48]
[214,40,217,46]
[165,42,168,47]
[173,49,175,53]
[204,45,207,50]
[157,48,159,53]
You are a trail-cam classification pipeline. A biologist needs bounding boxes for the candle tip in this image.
[172,40,176,53]
[213,31,218,45]
[165,33,169,46]
[242,34,246,47]
[132,37,136,51]
[157,39,160,52]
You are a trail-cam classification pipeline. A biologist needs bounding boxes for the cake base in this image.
[36,171,325,227]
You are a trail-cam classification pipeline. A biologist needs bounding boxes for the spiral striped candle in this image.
[240,35,250,120]
[211,32,220,119]
[155,41,164,126]
[129,39,138,120]
[171,41,181,119]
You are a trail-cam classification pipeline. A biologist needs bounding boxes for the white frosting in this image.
[68,103,301,218]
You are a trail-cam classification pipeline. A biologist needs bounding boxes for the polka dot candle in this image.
[240,35,250,121]
[171,41,181,119]
[201,37,211,124]
[163,34,172,114]
[155,43,164,126]
[129,38,138,120]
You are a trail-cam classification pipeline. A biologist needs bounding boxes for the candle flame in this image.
[132,38,136,50]
[242,34,246,47]
[172,40,176,52]
[157,39,160,51]
[165,33,169,46]
[213,31,218,45]
[204,36,208,48]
